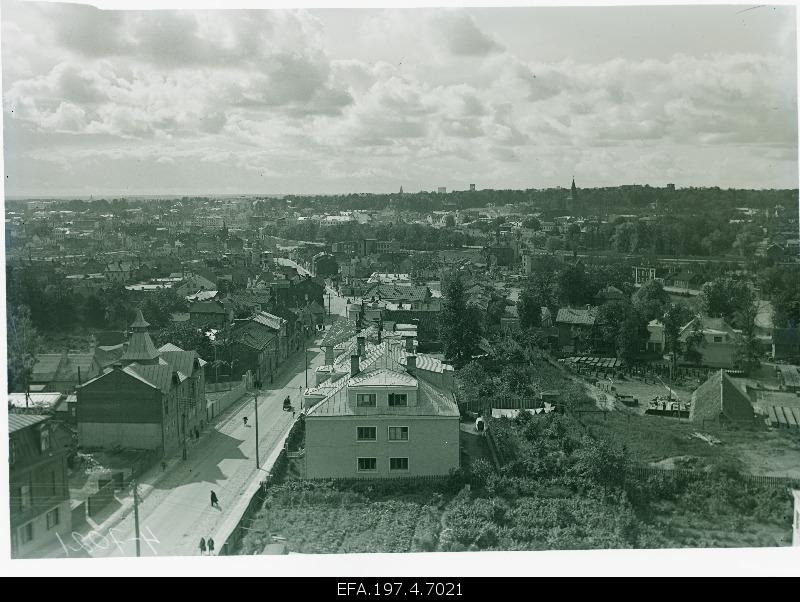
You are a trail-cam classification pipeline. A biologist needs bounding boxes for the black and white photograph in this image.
[1,0,799,578]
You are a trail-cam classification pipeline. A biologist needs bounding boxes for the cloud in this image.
[432,10,504,57]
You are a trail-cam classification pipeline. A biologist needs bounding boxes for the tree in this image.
[632,279,669,322]
[662,302,693,370]
[7,305,41,392]
[445,214,456,228]
[760,265,800,328]
[734,302,762,370]
[441,273,481,369]
[700,277,756,327]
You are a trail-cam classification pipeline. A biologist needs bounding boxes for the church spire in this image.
[121,310,160,365]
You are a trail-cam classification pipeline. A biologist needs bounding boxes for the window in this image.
[356,394,376,407]
[357,457,377,472]
[51,471,57,497]
[357,427,377,441]
[713,336,723,343]
[20,485,32,510]
[388,393,408,407]
[46,508,60,530]
[9,440,17,466]
[388,426,409,441]
[390,458,409,471]
[21,522,33,544]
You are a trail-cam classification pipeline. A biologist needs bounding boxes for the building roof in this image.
[160,350,202,377]
[680,316,737,339]
[595,285,625,301]
[347,368,418,388]
[251,311,286,331]
[121,331,160,363]
[556,307,597,326]
[8,413,50,434]
[126,364,180,394]
[364,283,430,302]
[232,320,277,351]
[306,341,458,418]
[8,392,63,410]
[690,370,753,423]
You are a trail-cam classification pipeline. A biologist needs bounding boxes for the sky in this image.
[1,1,798,197]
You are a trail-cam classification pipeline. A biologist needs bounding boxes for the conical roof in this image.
[121,311,159,364]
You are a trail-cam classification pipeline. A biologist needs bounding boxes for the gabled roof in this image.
[680,316,736,339]
[160,350,202,377]
[126,364,178,395]
[690,370,753,422]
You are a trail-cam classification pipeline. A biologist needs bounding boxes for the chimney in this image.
[404,335,414,352]
[377,328,382,345]
[350,354,360,377]
[406,355,416,372]
[357,336,366,357]
[112,362,123,371]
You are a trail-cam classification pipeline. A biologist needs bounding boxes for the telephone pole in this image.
[132,480,141,557]
[254,391,260,469]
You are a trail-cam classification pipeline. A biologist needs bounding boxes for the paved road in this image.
[85,338,327,558]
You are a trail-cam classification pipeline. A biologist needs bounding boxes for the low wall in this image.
[207,379,248,421]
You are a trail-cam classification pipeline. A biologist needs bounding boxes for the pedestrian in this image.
[243,416,248,427]
[210,490,219,509]
[199,537,207,556]
[207,538,215,555]
[161,460,167,472]
[292,409,296,418]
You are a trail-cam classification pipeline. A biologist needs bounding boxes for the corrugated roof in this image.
[8,413,50,434]
[232,320,277,351]
[252,311,286,331]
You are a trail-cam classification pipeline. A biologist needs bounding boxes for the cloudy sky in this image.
[1,1,797,196]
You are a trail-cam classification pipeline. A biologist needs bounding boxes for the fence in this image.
[207,378,248,421]
[87,479,117,518]
[626,464,800,490]
[218,448,288,556]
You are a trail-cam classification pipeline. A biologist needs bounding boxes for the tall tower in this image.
[121,310,160,366]
[571,176,577,200]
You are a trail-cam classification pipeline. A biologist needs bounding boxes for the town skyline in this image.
[2,2,798,197]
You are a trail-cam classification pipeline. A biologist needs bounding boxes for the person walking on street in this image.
[210,490,219,509]
[207,538,215,555]
[243,416,248,427]
[199,538,207,556]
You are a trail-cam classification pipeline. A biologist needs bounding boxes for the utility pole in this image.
[254,390,260,469]
[132,480,141,557]
[181,413,187,460]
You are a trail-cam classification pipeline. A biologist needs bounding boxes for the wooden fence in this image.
[626,465,800,490]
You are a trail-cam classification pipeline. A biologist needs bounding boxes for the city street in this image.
[82,337,327,558]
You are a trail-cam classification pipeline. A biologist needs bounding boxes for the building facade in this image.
[303,338,460,479]
[9,414,72,558]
